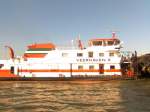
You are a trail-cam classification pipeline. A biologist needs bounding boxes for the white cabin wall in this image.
[10,42,122,77]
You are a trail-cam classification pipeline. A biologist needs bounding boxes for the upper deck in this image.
[23,33,122,59]
[88,33,120,47]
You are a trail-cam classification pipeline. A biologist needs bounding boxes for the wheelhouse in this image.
[89,38,120,46]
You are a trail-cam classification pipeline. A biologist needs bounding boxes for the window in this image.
[62,53,68,57]
[78,65,83,70]
[116,52,121,57]
[114,40,120,45]
[0,64,4,69]
[107,41,114,46]
[88,52,93,58]
[99,53,104,57]
[77,53,83,57]
[93,41,102,46]
[110,65,115,69]
[109,53,114,57]
[89,65,94,70]
[102,59,106,61]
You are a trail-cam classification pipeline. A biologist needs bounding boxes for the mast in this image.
[77,34,83,50]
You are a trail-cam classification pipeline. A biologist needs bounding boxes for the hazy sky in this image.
[0,0,149,57]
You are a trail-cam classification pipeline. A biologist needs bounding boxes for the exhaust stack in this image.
[5,46,15,59]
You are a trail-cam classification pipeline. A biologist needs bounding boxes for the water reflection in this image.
[0,80,150,112]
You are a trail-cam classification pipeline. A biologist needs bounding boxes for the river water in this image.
[0,80,150,112]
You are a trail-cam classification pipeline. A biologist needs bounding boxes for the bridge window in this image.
[92,41,102,46]
[114,40,120,45]
[107,41,114,46]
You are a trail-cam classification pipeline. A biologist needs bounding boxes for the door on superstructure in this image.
[10,66,14,74]
[10,66,20,75]
[99,64,104,74]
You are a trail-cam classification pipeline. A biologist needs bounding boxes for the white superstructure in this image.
[0,33,123,78]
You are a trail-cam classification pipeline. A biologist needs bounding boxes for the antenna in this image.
[109,29,120,38]
[71,39,74,49]
[112,32,116,38]
[77,34,83,50]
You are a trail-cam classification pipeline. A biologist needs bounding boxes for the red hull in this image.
[0,70,18,77]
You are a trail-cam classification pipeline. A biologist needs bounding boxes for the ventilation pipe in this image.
[5,46,15,59]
